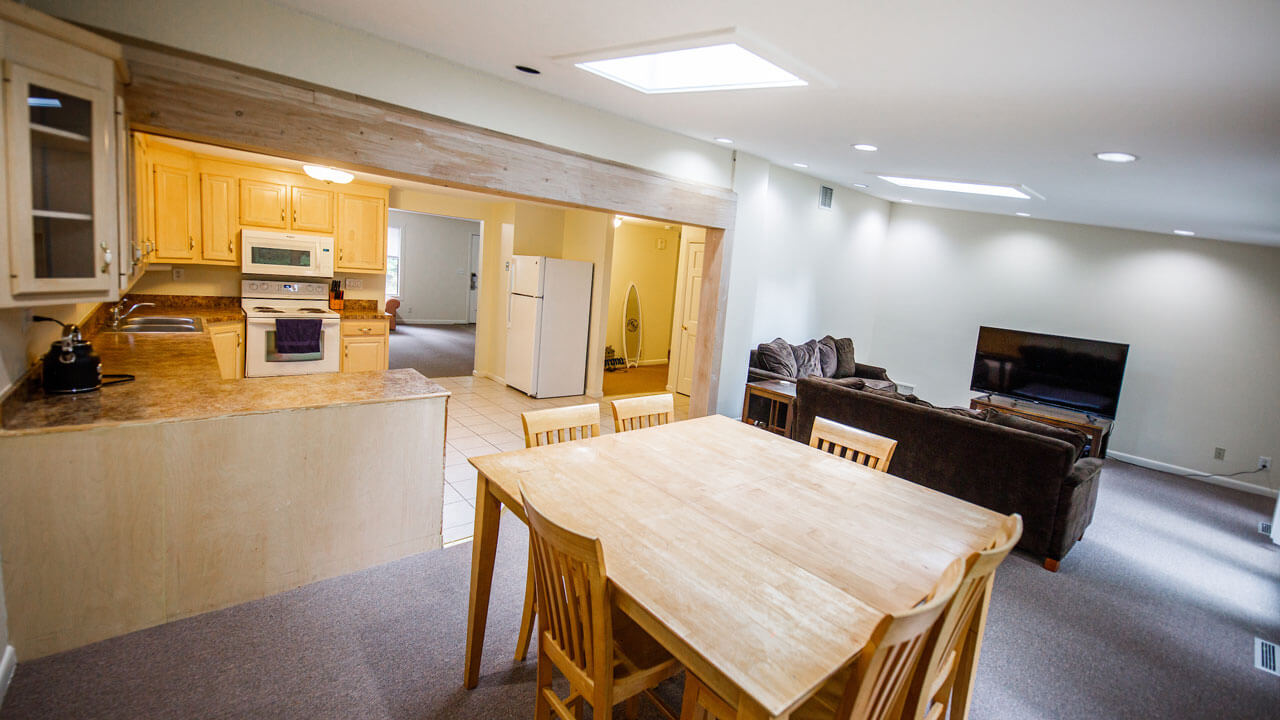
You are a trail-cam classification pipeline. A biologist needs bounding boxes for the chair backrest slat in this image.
[610,393,676,433]
[811,416,899,472]
[522,404,602,448]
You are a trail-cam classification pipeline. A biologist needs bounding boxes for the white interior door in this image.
[675,241,705,396]
[468,232,480,323]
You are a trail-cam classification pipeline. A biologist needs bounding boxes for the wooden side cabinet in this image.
[209,320,245,379]
[340,318,388,372]
[969,395,1113,458]
[742,380,797,436]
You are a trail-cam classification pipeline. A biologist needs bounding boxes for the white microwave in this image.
[241,229,334,278]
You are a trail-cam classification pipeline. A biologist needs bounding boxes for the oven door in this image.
[241,230,334,278]
[244,318,341,376]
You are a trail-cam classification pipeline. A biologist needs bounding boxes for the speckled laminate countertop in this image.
[1,302,447,436]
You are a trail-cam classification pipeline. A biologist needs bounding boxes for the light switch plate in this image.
[345,278,363,290]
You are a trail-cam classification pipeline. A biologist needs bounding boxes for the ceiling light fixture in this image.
[515,65,541,75]
[793,162,808,168]
[302,165,354,184]
[878,175,1032,199]
[714,137,734,144]
[852,183,869,188]
[1095,151,1137,163]
[575,43,806,94]
[613,216,623,228]
[1016,212,1031,217]
[853,144,878,152]
[1173,229,1195,236]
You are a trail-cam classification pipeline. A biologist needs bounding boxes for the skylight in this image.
[575,43,806,94]
[877,176,1032,200]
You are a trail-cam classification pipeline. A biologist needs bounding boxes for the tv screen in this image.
[970,327,1129,418]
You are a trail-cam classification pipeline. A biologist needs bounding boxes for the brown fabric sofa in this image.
[793,377,1103,570]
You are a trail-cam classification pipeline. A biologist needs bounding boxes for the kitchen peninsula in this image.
[0,310,449,659]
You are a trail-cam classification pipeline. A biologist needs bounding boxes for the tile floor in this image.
[437,375,691,545]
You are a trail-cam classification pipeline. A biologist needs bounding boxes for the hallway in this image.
[387,324,476,378]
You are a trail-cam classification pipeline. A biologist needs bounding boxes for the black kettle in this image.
[33,316,133,394]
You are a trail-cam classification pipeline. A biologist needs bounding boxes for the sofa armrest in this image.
[853,363,890,381]
[747,367,797,383]
[1065,457,1104,488]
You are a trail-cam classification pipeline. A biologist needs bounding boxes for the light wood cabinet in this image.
[336,193,386,272]
[132,134,154,263]
[239,179,287,228]
[340,318,388,372]
[290,186,333,233]
[199,173,237,264]
[152,163,198,261]
[209,320,244,379]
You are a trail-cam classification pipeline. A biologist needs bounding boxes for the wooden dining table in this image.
[464,414,1008,720]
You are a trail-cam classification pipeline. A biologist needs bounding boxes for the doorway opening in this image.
[602,219,704,398]
[386,208,482,378]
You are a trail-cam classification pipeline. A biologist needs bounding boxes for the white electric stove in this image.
[241,279,341,376]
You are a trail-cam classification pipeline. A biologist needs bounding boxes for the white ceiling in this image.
[273,0,1280,246]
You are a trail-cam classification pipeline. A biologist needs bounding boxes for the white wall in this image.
[389,210,479,324]
[872,205,1280,492]
[29,0,732,189]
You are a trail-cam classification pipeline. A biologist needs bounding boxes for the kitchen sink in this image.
[107,317,204,333]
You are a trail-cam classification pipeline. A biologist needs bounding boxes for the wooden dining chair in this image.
[809,416,899,472]
[610,393,675,432]
[515,403,603,662]
[522,487,682,720]
[680,557,965,720]
[901,514,1023,720]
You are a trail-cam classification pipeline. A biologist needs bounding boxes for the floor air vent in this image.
[1257,638,1279,676]
[1261,521,1273,536]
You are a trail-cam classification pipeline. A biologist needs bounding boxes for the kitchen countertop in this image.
[0,300,447,436]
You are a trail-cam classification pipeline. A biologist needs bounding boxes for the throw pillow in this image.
[756,338,797,378]
[824,336,858,378]
[816,336,838,377]
[791,339,823,378]
[988,412,1088,460]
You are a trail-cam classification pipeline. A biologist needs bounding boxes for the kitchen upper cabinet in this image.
[200,173,237,264]
[152,163,198,262]
[209,320,245,379]
[132,134,154,263]
[290,186,333,233]
[336,193,386,272]
[239,179,287,229]
[4,61,116,297]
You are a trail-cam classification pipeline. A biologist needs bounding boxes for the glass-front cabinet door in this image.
[5,61,115,295]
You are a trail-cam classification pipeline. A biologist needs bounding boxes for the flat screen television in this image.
[970,326,1129,418]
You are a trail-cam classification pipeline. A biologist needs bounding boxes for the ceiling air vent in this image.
[1256,638,1279,676]
[1259,521,1272,536]
[819,185,834,209]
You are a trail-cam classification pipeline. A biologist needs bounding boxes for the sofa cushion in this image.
[756,338,797,378]
[791,339,823,378]
[988,412,1088,461]
[823,335,858,378]
[816,336,838,377]
[940,406,992,421]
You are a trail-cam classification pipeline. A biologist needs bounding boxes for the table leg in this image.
[464,472,503,689]
[950,575,993,720]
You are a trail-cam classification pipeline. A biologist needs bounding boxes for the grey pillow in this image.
[756,338,797,378]
[816,336,838,377]
[791,339,823,378]
[824,336,858,378]
[987,412,1088,461]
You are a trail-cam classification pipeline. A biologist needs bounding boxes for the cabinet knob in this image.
[189,236,195,251]
[280,208,285,221]
[228,240,234,253]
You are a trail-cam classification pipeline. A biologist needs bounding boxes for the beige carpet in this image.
[602,363,669,397]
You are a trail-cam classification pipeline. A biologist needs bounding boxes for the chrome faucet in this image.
[110,298,156,328]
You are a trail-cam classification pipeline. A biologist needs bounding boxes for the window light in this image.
[27,97,62,108]
[877,175,1032,200]
[575,43,806,94]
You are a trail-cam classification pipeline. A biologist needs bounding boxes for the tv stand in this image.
[970,395,1113,459]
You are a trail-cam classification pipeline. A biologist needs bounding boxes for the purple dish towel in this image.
[275,318,323,354]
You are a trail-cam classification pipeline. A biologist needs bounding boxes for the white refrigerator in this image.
[505,255,594,398]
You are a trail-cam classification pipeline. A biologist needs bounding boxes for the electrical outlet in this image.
[345,278,363,290]
[1260,456,1272,470]
[172,267,185,281]
[21,309,33,334]
[1213,447,1226,461]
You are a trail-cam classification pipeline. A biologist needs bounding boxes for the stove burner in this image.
[252,306,284,313]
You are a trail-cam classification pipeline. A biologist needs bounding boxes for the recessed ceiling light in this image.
[793,162,808,168]
[575,43,806,94]
[852,183,869,188]
[1016,212,1031,217]
[514,65,541,75]
[878,175,1031,199]
[302,165,354,184]
[1173,229,1195,236]
[714,137,734,144]
[1095,151,1137,163]
[853,144,878,152]
[900,199,914,203]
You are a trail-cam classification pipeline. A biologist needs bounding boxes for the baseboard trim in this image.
[0,644,15,708]
[1109,451,1277,498]
[472,370,505,385]
[400,319,471,325]
[635,359,668,367]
